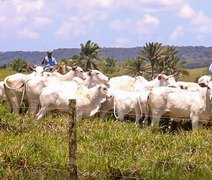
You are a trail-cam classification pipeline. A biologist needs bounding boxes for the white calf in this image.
[36,84,111,120]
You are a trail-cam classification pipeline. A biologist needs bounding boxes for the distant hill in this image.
[0,46,212,69]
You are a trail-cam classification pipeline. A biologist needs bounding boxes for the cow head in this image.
[98,84,112,100]
[72,65,86,80]
[155,74,170,86]
[28,65,45,76]
[87,70,110,85]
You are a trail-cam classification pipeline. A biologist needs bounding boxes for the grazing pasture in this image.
[0,67,211,179]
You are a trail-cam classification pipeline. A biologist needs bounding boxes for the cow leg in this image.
[36,107,50,120]
[99,98,113,119]
[11,96,21,114]
[28,98,40,116]
[5,98,12,113]
[115,108,125,121]
[151,110,162,127]
[142,114,149,126]
[190,114,199,130]
[135,104,142,125]
[118,113,125,121]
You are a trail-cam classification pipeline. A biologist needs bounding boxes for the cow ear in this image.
[88,70,92,76]
[72,66,77,71]
[157,74,162,80]
[27,66,35,72]
[173,72,182,81]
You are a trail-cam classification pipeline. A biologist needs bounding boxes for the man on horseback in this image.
[41,50,57,72]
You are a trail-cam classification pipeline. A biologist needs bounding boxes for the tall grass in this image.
[0,104,211,179]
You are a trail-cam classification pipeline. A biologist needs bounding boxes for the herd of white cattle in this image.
[0,65,212,130]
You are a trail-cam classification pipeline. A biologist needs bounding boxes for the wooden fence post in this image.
[69,99,78,180]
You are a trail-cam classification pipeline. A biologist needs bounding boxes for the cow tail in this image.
[145,92,152,125]
[4,76,25,90]
[136,96,143,117]
[113,96,118,119]
[20,82,26,107]
[3,83,13,112]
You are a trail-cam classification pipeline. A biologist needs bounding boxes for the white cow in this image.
[112,90,150,124]
[0,81,5,102]
[99,73,177,119]
[36,84,111,120]
[4,66,45,113]
[25,66,85,116]
[148,83,212,130]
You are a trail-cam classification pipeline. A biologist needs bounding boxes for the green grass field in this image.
[0,68,211,179]
[0,104,211,179]
[180,67,209,82]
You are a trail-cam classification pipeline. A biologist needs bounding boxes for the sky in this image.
[1,0,212,51]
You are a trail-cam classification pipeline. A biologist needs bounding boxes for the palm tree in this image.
[104,57,117,74]
[80,40,101,71]
[139,42,164,79]
[8,58,28,72]
[155,46,189,76]
[168,56,189,76]
[125,58,151,77]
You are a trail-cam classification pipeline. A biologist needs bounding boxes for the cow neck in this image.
[84,76,96,88]
[60,70,75,81]
[87,86,99,100]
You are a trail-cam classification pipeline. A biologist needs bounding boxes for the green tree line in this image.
[3,41,189,80]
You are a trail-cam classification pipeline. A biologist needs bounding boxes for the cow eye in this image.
[208,86,211,90]
[96,72,99,75]
[103,87,107,91]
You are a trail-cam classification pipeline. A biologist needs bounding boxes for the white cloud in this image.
[14,0,44,14]
[0,0,212,50]
[15,16,26,24]
[0,16,6,24]
[34,17,52,28]
[91,0,114,8]
[18,28,39,39]
[191,12,210,26]
[121,0,184,13]
[56,17,86,38]
[109,19,132,31]
[178,3,196,19]
[170,25,184,40]
[143,14,160,26]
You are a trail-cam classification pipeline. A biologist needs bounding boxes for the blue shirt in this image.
[44,56,57,67]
